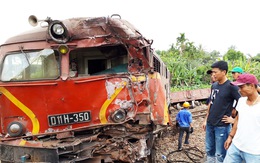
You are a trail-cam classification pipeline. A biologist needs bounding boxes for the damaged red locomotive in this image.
[0,14,171,162]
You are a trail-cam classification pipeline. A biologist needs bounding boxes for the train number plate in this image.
[48,111,91,127]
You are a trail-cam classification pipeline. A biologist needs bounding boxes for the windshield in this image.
[69,45,128,77]
[1,49,60,81]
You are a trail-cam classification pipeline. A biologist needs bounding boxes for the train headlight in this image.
[48,21,69,43]
[7,122,25,137]
[111,109,126,123]
[52,24,64,35]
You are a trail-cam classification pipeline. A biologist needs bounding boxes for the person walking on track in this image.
[176,102,193,151]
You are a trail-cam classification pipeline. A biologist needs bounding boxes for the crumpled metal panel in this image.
[78,16,142,38]
[93,125,151,163]
[0,123,152,162]
[5,16,143,45]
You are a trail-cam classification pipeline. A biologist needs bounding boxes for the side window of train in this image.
[69,45,128,77]
[153,57,161,73]
[1,49,60,81]
[165,67,168,78]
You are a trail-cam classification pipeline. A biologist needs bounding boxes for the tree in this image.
[157,33,260,91]
[158,33,216,91]
[251,53,260,62]
[223,47,246,61]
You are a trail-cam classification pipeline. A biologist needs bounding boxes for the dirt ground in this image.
[154,104,207,163]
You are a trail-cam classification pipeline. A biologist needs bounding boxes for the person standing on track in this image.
[176,102,193,151]
[202,61,241,163]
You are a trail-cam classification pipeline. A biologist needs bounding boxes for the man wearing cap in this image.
[231,67,244,81]
[231,67,260,94]
[224,73,260,162]
[202,61,241,163]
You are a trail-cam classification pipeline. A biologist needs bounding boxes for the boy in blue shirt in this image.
[176,102,193,151]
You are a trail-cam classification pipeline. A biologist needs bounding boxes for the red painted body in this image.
[0,15,171,162]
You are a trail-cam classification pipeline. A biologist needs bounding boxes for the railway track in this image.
[191,108,207,118]
[171,106,207,123]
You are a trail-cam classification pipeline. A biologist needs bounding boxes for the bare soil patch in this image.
[154,104,207,163]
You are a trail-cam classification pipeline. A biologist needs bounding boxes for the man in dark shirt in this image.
[202,61,241,163]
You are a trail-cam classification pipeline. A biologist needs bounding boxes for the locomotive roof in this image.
[3,16,144,45]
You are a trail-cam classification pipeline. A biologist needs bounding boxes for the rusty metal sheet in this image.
[170,88,211,103]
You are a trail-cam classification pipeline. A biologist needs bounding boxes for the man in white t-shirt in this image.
[224,73,260,163]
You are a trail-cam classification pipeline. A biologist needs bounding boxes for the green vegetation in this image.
[156,33,260,92]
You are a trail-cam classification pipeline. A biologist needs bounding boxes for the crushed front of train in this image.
[0,15,171,162]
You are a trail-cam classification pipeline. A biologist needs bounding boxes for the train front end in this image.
[0,15,170,162]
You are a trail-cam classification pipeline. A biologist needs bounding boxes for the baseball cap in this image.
[231,67,244,74]
[206,70,212,74]
[211,61,228,72]
[231,73,258,86]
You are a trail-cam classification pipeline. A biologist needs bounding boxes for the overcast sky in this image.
[1,0,260,56]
